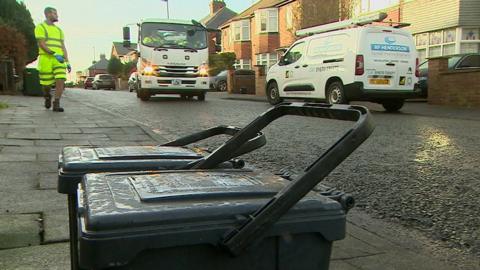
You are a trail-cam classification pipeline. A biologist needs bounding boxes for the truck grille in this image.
[155,66,199,78]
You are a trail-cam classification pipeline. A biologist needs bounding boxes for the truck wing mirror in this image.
[123,27,131,47]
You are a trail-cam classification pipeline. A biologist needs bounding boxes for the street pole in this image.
[167,0,170,19]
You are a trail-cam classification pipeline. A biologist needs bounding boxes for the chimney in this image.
[210,0,226,15]
[100,54,106,60]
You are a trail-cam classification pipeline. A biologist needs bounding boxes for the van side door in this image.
[277,42,312,96]
[305,34,351,99]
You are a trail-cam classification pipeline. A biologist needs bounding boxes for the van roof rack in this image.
[296,12,389,37]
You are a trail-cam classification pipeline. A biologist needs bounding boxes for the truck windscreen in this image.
[141,23,207,50]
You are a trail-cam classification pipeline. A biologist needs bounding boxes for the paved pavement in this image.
[0,93,478,270]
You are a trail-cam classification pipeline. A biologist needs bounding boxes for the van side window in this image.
[282,42,305,65]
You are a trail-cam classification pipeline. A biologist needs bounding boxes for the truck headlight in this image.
[198,64,209,77]
[143,66,154,75]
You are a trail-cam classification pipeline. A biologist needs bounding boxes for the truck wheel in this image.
[137,89,151,101]
[327,81,347,104]
[266,82,283,105]
[382,100,404,112]
[197,93,206,101]
[180,94,187,100]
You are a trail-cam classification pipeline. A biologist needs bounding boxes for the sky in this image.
[22,0,254,80]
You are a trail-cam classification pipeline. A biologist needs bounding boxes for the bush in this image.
[208,52,236,76]
[0,102,8,109]
[0,24,27,74]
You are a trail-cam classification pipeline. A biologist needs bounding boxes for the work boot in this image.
[43,88,51,109]
[52,99,64,112]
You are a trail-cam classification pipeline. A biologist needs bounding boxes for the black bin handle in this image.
[191,102,374,256]
[162,125,266,163]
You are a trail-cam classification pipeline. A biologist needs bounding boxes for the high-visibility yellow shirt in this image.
[34,22,65,56]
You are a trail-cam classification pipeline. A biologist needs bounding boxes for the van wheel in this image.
[327,81,347,104]
[382,99,404,112]
[197,93,206,101]
[266,82,283,105]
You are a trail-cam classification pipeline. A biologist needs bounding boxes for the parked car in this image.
[210,70,228,91]
[417,53,480,98]
[84,77,94,89]
[92,74,115,90]
[128,72,138,92]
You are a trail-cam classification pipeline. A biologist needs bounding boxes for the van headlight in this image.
[198,64,209,77]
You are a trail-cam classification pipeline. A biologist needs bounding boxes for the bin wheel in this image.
[327,81,347,104]
[266,82,283,105]
[198,93,206,101]
[382,99,404,112]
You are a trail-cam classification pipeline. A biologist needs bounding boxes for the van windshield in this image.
[141,22,207,50]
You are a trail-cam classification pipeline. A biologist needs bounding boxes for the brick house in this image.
[200,0,237,54]
[87,54,109,77]
[343,0,480,62]
[111,42,138,63]
[220,0,340,70]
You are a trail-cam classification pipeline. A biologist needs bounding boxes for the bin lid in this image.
[61,146,203,172]
[78,170,346,245]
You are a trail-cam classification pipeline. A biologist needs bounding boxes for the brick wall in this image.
[253,33,280,55]
[278,2,298,48]
[300,0,339,29]
[208,32,217,54]
[428,57,480,108]
[254,65,267,96]
[233,41,253,59]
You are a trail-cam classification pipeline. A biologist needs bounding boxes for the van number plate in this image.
[369,78,390,85]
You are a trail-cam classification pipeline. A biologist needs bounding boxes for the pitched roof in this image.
[221,0,292,27]
[112,42,138,57]
[88,57,109,70]
[200,7,237,29]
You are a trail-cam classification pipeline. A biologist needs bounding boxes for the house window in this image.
[256,8,278,33]
[460,28,480,54]
[256,53,278,69]
[234,59,251,70]
[233,20,250,41]
[414,27,479,58]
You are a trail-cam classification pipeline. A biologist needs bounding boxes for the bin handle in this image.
[191,103,374,256]
[162,125,266,163]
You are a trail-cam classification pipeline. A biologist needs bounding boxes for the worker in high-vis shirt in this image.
[34,7,71,112]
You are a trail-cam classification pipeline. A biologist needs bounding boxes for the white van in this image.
[266,16,420,112]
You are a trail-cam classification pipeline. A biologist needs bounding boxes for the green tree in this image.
[122,60,137,79]
[208,52,236,76]
[0,0,38,63]
[107,56,123,77]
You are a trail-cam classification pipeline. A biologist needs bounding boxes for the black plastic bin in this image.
[58,125,266,270]
[23,68,43,96]
[76,102,374,269]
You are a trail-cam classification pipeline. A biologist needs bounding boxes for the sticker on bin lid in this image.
[94,146,202,160]
[129,172,280,202]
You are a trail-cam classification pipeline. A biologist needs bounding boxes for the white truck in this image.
[266,13,420,112]
[123,19,210,101]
